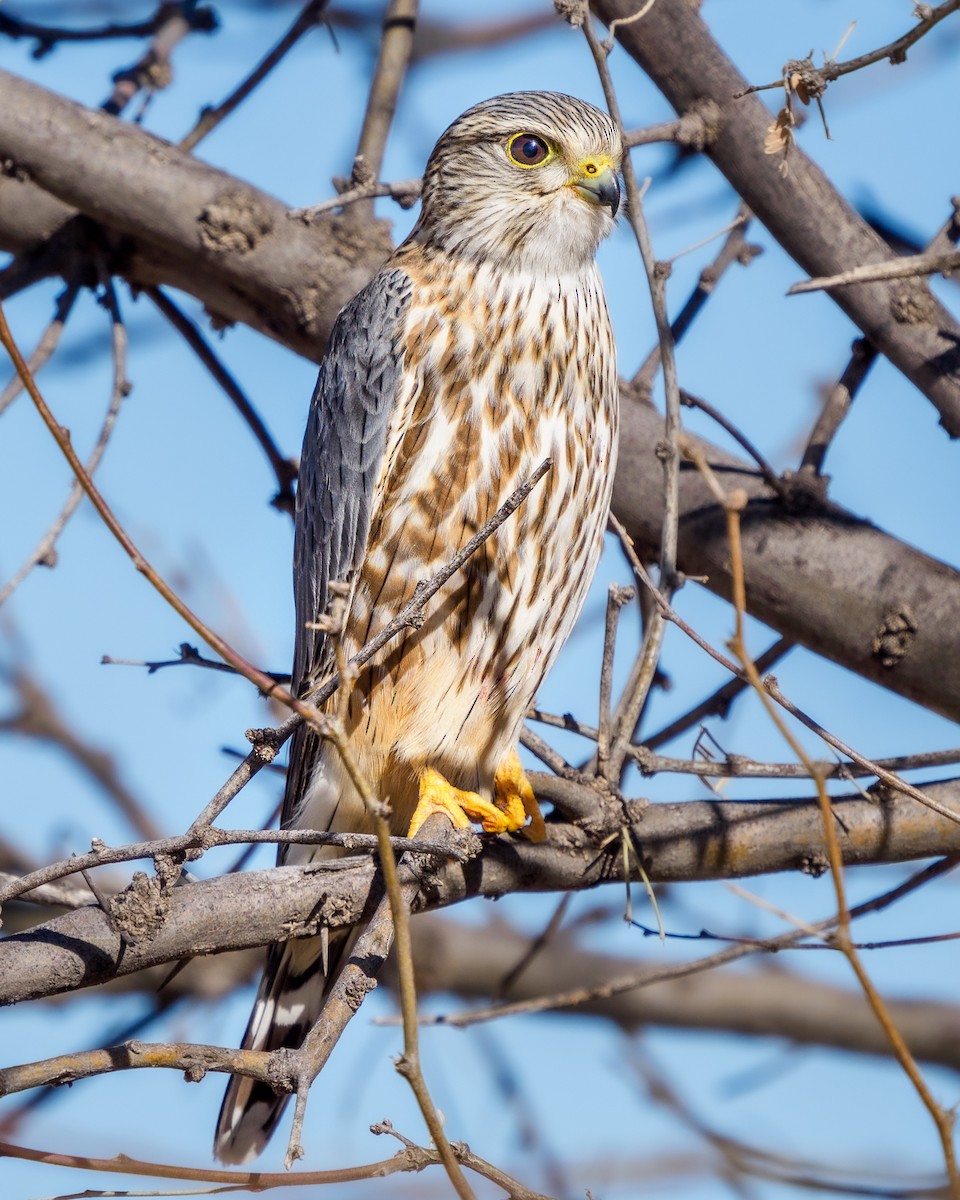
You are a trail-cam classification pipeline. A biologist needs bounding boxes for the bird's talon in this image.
[411,767,510,837]
[495,749,547,842]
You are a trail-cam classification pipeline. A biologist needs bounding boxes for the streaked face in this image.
[416,91,623,273]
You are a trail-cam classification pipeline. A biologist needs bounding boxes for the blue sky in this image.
[2,2,959,1196]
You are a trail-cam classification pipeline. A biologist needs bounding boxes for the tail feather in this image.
[213,929,354,1164]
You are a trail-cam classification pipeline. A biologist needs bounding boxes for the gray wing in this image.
[281,266,412,845]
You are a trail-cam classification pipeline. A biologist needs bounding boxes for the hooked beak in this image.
[570,162,621,217]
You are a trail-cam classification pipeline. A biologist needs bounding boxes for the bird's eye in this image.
[506,133,551,168]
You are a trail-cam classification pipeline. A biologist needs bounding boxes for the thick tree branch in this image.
[0,69,391,359]
[615,396,960,722]
[3,778,960,1005]
[401,915,960,1075]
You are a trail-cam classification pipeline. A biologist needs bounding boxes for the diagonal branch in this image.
[591,0,960,436]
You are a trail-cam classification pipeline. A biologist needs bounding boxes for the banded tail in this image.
[213,929,353,1164]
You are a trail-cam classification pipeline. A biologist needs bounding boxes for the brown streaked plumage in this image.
[215,91,621,1164]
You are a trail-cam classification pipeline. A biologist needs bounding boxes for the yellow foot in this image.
[410,767,521,837]
[495,749,546,843]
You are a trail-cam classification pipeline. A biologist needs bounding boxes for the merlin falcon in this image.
[215,91,622,1163]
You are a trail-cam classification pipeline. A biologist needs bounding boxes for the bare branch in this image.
[790,248,960,294]
[737,1,960,98]
[350,0,419,223]
[592,0,960,436]
[0,5,216,59]
[102,3,217,118]
[179,1,329,154]
[5,780,960,1004]
[145,286,298,516]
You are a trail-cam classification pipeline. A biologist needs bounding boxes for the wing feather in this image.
[281,267,412,845]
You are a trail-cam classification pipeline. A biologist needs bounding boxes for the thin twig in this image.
[293,177,422,223]
[789,248,960,294]
[0,282,79,417]
[596,584,635,777]
[377,816,477,1199]
[145,287,298,515]
[348,0,419,223]
[678,388,786,499]
[642,637,793,749]
[583,16,683,785]
[179,1,329,153]
[0,281,129,606]
[736,0,960,98]
[0,1132,537,1192]
[632,207,758,393]
[519,725,578,778]
[695,440,960,1193]
[102,640,289,681]
[603,0,658,50]
[797,337,877,478]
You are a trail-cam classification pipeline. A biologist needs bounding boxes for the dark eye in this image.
[507,133,550,167]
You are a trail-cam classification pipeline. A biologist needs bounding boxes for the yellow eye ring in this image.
[506,133,553,169]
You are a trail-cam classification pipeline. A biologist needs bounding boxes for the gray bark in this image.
[3,778,958,1005]
[616,395,960,720]
[0,69,392,358]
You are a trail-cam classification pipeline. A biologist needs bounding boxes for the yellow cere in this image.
[575,153,618,179]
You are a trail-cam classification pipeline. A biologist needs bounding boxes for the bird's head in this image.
[414,91,622,275]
